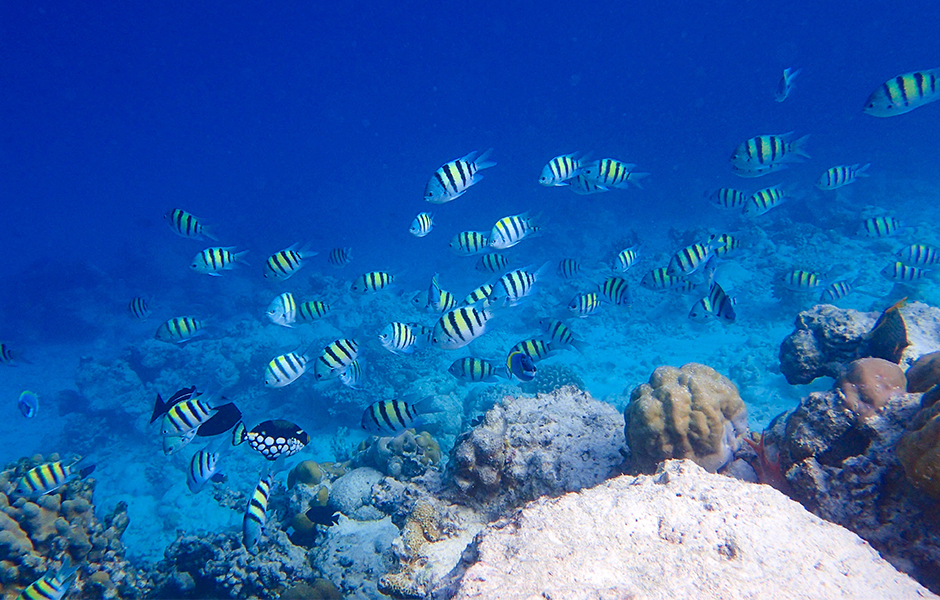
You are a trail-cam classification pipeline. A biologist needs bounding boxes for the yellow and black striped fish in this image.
[298,300,331,322]
[243,475,271,552]
[896,244,940,267]
[707,188,747,210]
[729,132,810,174]
[15,457,96,498]
[361,396,437,435]
[783,269,824,291]
[128,296,152,320]
[689,281,736,324]
[742,185,787,217]
[462,284,494,308]
[489,212,541,250]
[427,274,457,313]
[339,359,363,389]
[161,395,217,435]
[820,280,854,303]
[864,69,940,117]
[190,247,248,276]
[313,339,359,380]
[379,322,419,355]
[640,267,695,292]
[881,262,932,283]
[263,243,317,281]
[667,242,712,276]
[187,448,224,493]
[860,216,901,238]
[328,247,353,268]
[165,208,218,241]
[410,212,434,237]
[539,152,589,186]
[557,258,582,279]
[450,231,490,256]
[508,339,556,361]
[264,351,309,388]
[476,253,510,274]
[541,319,587,352]
[816,163,871,190]
[351,271,395,293]
[425,149,496,204]
[568,292,601,317]
[490,265,547,307]
[615,246,639,272]
[448,357,501,383]
[581,158,649,189]
[601,276,631,306]
[17,558,78,600]
[708,233,742,257]
[154,316,205,344]
[432,305,495,350]
[266,292,297,327]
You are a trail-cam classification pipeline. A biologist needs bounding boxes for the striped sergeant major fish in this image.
[448,357,502,383]
[820,280,855,303]
[508,339,558,361]
[266,292,298,327]
[581,158,650,189]
[568,292,601,317]
[667,242,713,277]
[128,296,152,320]
[707,188,748,210]
[161,393,218,435]
[154,316,205,344]
[864,68,940,117]
[600,276,631,306]
[488,263,550,308]
[775,67,801,102]
[476,253,510,274]
[461,283,494,308]
[860,216,902,238]
[450,230,490,256]
[539,152,590,186]
[264,350,310,388]
[165,208,218,241]
[708,233,742,258]
[896,244,940,267]
[339,359,363,389]
[640,267,696,292]
[541,319,588,353]
[263,243,317,281]
[190,247,249,276]
[742,185,788,217]
[816,163,871,190]
[688,281,736,324]
[557,258,582,279]
[783,269,825,292]
[361,395,439,435]
[328,247,353,267]
[17,557,79,600]
[313,339,359,381]
[427,274,457,313]
[432,304,496,350]
[425,149,496,204]
[729,132,810,174]
[379,322,420,355]
[569,173,608,195]
[489,212,541,250]
[881,262,935,284]
[15,456,96,499]
[0,342,25,365]
[351,271,395,294]
[187,446,225,493]
[615,246,639,272]
[410,212,434,237]
[243,475,272,552]
[298,300,331,322]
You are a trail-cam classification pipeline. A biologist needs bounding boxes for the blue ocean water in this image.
[2,0,940,569]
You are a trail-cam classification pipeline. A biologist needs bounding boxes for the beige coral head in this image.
[836,358,906,421]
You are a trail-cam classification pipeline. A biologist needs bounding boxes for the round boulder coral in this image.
[624,363,748,473]
[835,358,906,421]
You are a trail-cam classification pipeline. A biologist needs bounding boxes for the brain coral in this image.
[835,358,906,422]
[624,363,748,473]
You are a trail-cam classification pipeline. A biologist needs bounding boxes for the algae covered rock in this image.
[836,358,907,422]
[897,401,940,499]
[624,362,748,473]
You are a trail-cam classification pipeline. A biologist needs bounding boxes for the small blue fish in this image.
[18,390,38,418]
[775,67,802,102]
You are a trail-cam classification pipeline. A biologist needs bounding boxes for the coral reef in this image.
[327,467,386,521]
[896,401,940,499]
[448,385,625,519]
[835,358,907,421]
[519,363,586,394]
[907,350,940,404]
[0,455,148,599]
[307,515,400,599]
[623,363,749,473]
[351,430,442,480]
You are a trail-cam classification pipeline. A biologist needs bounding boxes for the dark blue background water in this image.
[2,1,939,342]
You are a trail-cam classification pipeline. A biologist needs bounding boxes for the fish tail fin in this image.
[856,163,872,177]
[789,134,811,160]
[474,148,497,170]
[232,421,247,446]
[234,250,250,265]
[626,172,650,188]
[202,226,219,242]
[412,395,444,416]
